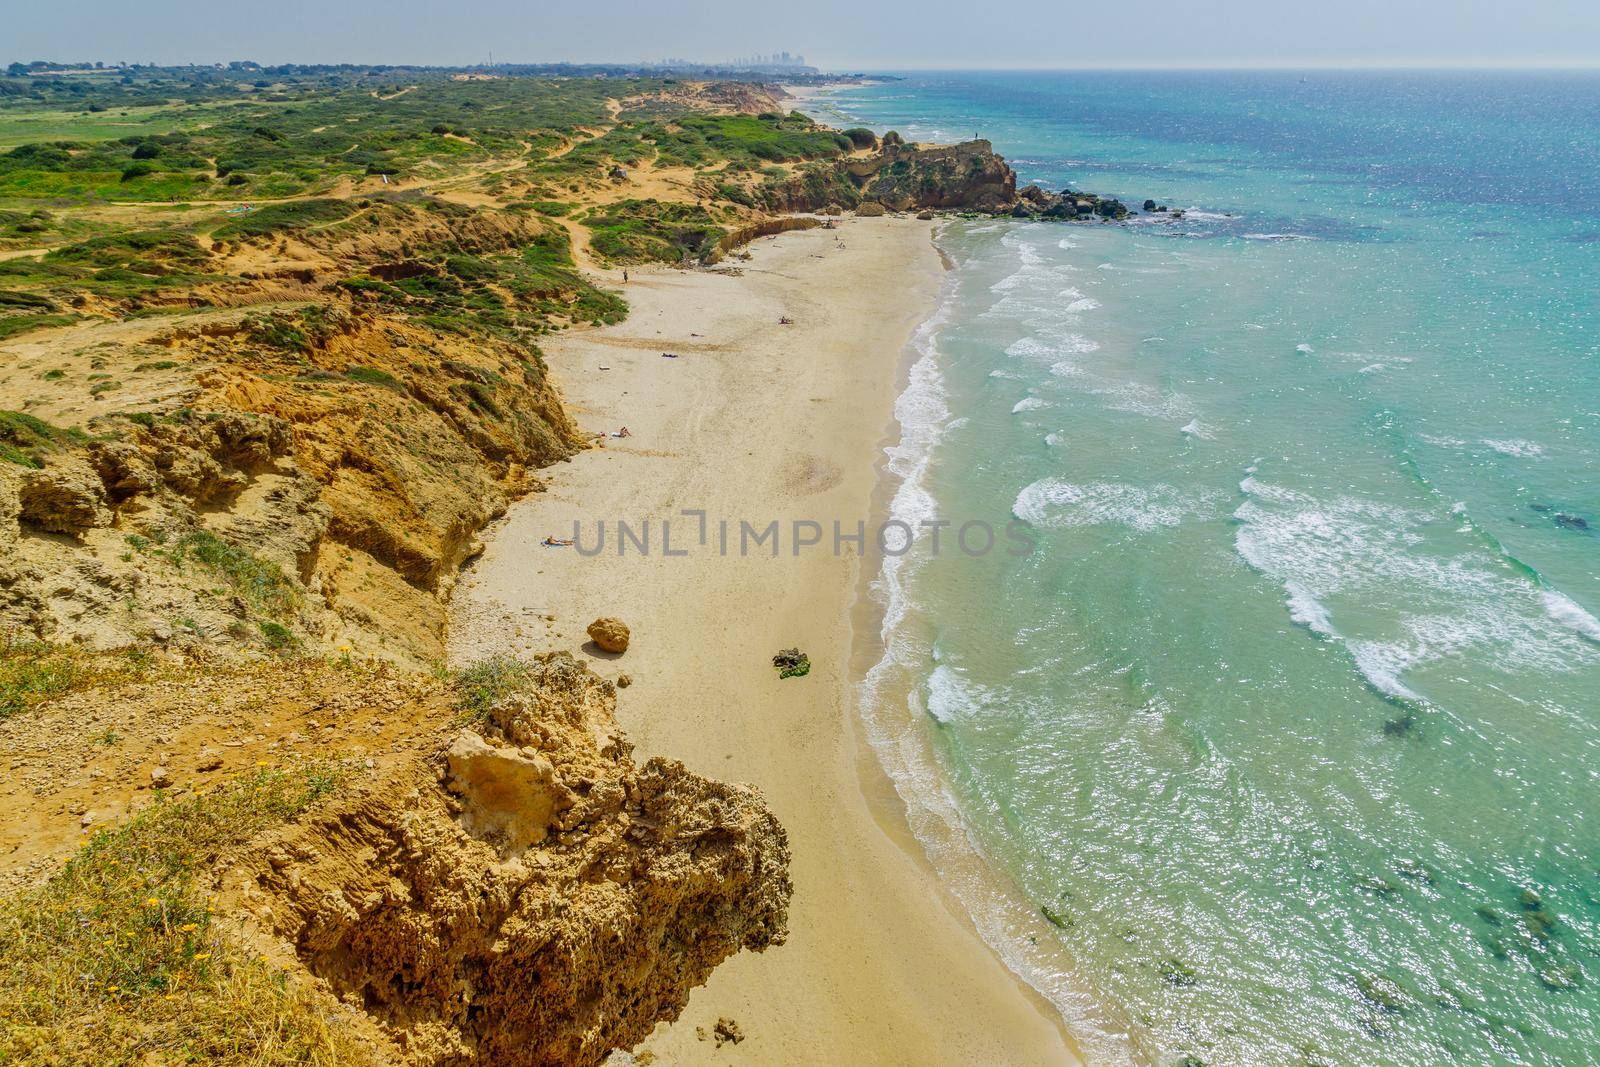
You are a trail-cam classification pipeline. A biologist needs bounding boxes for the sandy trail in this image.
[451,220,1080,1065]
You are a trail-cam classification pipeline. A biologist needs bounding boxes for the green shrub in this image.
[343,365,402,390]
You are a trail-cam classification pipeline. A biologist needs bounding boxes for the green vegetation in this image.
[170,531,298,617]
[584,199,726,264]
[340,222,625,334]
[0,643,151,719]
[451,655,534,719]
[0,410,85,468]
[0,68,621,203]
[0,312,78,341]
[212,198,358,238]
[343,365,402,390]
[641,113,850,168]
[0,645,83,718]
[0,763,366,1064]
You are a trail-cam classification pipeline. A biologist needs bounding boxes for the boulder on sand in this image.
[587,616,631,653]
[855,201,886,217]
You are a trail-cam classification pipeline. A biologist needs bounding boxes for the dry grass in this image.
[0,763,380,1065]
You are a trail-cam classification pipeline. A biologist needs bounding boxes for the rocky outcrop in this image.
[15,463,111,536]
[757,135,1134,221]
[226,653,791,1067]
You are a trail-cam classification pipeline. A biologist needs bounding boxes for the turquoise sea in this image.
[814,73,1600,1065]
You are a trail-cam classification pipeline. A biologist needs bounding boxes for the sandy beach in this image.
[450,218,1080,1065]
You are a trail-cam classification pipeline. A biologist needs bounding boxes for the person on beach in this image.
[542,536,574,547]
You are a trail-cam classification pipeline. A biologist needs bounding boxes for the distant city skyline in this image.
[8,1,1600,71]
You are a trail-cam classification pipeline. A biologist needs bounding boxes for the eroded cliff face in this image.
[224,653,791,1067]
[0,205,587,663]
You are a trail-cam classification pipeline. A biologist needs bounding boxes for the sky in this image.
[7,0,1600,70]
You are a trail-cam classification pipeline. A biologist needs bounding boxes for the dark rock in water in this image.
[1553,513,1589,531]
[1394,858,1432,885]
[1357,874,1400,896]
[1530,502,1551,513]
[1539,963,1583,991]
[1011,202,1036,218]
[1475,905,1504,927]
[1094,198,1129,219]
[1382,713,1416,737]
[1353,972,1412,1014]
[1519,887,1545,910]
[1522,909,1558,942]
[1144,199,1158,211]
[1158,957,1197,987]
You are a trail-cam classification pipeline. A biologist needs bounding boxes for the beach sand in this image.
[450,219,1080,1065]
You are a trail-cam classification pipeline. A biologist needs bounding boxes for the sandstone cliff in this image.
[226,653,790,1067]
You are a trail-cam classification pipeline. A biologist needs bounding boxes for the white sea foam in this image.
[1236,476,1600,698]
[1285,583,1336,637]
[1179,418,1213,439]
[1014,479,1219,532]
[1243,232,1319,242]
[1007,334,1100,359]
[1044,432,1066,447]
[1349,641,1424,703]
[1482,438,1545,458]
[925,664,994,724]
[1295,343,1315,354]
[1012,396,1050,414]
[1064,297,1101,313]
[1543,590,1600,642]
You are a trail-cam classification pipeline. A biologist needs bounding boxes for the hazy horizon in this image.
[9,1,1600,72]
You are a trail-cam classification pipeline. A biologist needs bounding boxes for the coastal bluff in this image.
[759,131,1130,220]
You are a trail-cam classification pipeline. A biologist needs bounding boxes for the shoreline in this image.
[450,219,1082,1064]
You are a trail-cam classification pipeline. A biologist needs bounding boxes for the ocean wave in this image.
[1243,232,1320,242]
[1295,343,1315,354]
[1235,476,1600,698]
[1015,479,1220,532]
[1542,590,1600,642]
[1007,334,1100,359]
[1286,582,1337,637]
[1481,438,1545,458]
[925,663,997,724]
[1012,396,1050,414]
[1349,641,1425,704]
